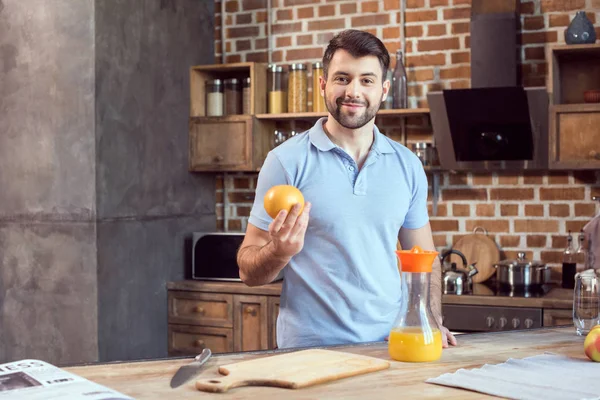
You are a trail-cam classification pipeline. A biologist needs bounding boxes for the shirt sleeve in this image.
[402,160,430,230]
[248,152,291,231]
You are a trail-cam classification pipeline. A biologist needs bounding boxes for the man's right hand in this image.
[267,202,312,259]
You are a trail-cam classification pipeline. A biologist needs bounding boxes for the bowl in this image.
[584,90,600,103]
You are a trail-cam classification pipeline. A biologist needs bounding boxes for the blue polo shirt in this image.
[248,118,429,348]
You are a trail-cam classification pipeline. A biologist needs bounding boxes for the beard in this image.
[325,94,380,130]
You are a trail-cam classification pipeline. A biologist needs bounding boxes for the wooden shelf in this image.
[550,43,600,57]
[256,108,430,120]
[551,103,600,113]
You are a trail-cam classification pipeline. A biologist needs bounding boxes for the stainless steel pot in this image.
[493,252,550,287]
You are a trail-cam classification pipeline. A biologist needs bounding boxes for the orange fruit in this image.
[263,185,305,219]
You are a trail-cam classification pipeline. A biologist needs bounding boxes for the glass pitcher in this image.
[390,245,442,362]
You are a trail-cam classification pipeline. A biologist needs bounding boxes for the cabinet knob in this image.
[194,306,205,315]
[195,339,205,348]
[486,316,495,328]
[589,150,600,160]
[214,155,224,162]
[524,318,534,329]
[245,306,257,316]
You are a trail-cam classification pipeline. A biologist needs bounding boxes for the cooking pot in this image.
[493,252,550,287]
[441,249,478,295]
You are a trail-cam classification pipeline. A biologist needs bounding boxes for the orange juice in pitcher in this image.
[390,246,443,362]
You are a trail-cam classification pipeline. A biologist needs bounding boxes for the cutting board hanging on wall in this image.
[195,349,390,393]
[450,227,500,284]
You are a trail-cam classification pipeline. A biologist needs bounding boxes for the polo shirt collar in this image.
[308,117,395,155]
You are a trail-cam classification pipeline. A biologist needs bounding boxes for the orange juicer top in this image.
[395,246,439,273]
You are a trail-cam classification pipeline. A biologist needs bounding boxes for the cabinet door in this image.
[168,325,233,356]
[543,309,572,327]
[268,296,280,349]
[233,295,268,352]
[168,291,233,328]
[189,116,253,171]
[550,106,600,169]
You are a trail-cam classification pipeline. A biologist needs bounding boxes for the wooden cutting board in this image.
[450,227,500,284]
[195,349,390,393]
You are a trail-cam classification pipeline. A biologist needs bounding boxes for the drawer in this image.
[168,291,233,327]
[168,324,233,356]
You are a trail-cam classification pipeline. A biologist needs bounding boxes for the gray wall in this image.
[0,0,215,365]
[95,0,215,362]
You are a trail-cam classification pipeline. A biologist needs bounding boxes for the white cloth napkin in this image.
[426,353,600,400]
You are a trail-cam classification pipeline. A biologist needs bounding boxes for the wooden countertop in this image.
[168,280,574,309]
[65,326,585,399]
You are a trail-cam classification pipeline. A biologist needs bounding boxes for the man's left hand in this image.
[440,325,457,348]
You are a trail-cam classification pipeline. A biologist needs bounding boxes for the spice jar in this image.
[242,77,251,114]
[205,79,223,116]
[288,63,307,113]
[312,62,326,113]
[224,78,242,115]
[268,65,286,114]
[412,142,432,166]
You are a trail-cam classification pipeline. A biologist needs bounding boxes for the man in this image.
[237,29,457,349]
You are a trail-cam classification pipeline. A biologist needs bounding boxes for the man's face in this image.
[320,49,389,130]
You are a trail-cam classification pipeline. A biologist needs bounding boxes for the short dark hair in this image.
[322,29,390,81]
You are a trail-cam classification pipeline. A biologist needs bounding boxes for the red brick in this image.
[549,14,570,27]
[527,235,547,247]
[384,0,399,10]
[520,1,535,14]
[246,52,268,62]
[476,204,495,217]
[236,39,251,51]
[340,3,357,14]
[406,25,424,37]
[276,9,292,20]
[255,38,267,49]
[406,10,438,22]
[575,203,597,217]
[451,22,470,34]
[271,50,283,62]
[548,173,570,184]
[428,24,447,36]
[465,220,509,233]
[525,46,545,61]
[284,0,318,5]
[406,53,447,67]
[566,220,591,232]
[297,6,314,19]
[520,31,558,44]
[384,27,401,39]
[307,19,345,31]
[297,34,313,46]
[430,220,460,232]
[228,191,254,203]
[539,188,585,201]
[227,26,259,39]
[442,188,488,201]
[225,54,242,63]
[272,22,302,35]
[514,220,559,233]
[449,173,468,185]
[500,204,519,216]
[361,1,379,12]
[452,204,470,217]
[440,65,470,79]
[540,251,563,264]
[276,36,292,47]
[433,234,448,247]
[540,0,585,12]
[428,204,448,216]
[444,7,471,20]
[525,204,544,217]
[242,0,267,9]
[352,14,390,27]
[225,1,239,12]
[412,68,434,81]
[453,0,471,4]
[418,37,460,52]
[407,0,425,7]
[497,174,520,185]
[227,219,242,231]
[236,12,253,24]
[551,235,568,248]
[286,47,324,61]
[236,206,251,217]
[216,205,224,218]
[490,188,534,200]
[549,204,570,217]
[500,235,521,247]
[316,32,335,45]
[430,0,448,5]
[319,4,336,16]
[524,16,545,30]
[256,10,267,22]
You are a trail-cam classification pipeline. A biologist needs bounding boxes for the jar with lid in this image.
[288,63,307,113]
[224,78,242,115]
[268,65,286,114]
[412,142,432,166]
[242,77,251,114]
[389,246,442,362]
[312,62,326,113]
[205,79,223,116]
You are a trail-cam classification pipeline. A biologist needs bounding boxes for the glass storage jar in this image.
[242,77,251,114]
[205,79,223,116]
[288,63,307,113]
[224,78,242,115]
[312,62,326,113]
[268,65,286,114]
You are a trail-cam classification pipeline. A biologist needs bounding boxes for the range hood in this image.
[427,1,549,171]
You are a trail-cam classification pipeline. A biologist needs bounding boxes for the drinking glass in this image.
[573,272,600,335]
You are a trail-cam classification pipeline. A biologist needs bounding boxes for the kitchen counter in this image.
[65,326,585,399]
[168,280,574,309]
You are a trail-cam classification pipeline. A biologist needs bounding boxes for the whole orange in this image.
[263,185,305,219]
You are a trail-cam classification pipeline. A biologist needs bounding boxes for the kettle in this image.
[441,249,478,295]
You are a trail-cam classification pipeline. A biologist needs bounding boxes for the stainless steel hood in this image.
[427,2,549,171]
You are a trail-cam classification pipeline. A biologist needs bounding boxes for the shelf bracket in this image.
[432,171,440,216]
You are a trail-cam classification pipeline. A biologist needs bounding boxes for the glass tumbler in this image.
[573,272,600,335]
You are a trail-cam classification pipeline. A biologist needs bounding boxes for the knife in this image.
[170,348,212,388]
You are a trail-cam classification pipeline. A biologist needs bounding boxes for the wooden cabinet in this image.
[167,282,282,356]
[548,44,600,170]
[543,309,572,327]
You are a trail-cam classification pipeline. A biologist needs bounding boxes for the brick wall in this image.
[213,0,600,271]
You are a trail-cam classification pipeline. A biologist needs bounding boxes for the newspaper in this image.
[0,359,133,400]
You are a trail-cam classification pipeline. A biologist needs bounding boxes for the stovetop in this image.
[455,280,558,298]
